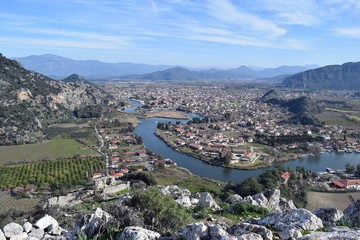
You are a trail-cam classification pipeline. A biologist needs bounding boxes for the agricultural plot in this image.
[0,192,39,215]
[0,138,100,164]
[315,111,360,129]
[0,157,104,188]
[306,191,360,211]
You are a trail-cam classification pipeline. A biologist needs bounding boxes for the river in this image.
[126,99,360,183]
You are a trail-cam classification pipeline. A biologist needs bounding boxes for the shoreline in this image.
[154,131,280,170]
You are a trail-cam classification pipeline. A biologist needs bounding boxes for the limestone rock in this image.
[0,230,5,240]
[29,228,44,239]
[229,223,273,240]
[199,192,221,210]
[160,185,194,208]
[175,196,192,208]
[23,222,32,233]
[8,232,28,240]
[44,190,93,208]
[118,226,160,240]
[313,208,343,227]
[76,208,111,238]
[279,197,296,211]
[238,233,263,240]
[35,214,59,231]
[341,199,360,227]
[178,222,208,240]
[263,189,281,211]
[3,223,24,238]
[208,224,230,240]
[299,226,360,240]
[256,208,323,239]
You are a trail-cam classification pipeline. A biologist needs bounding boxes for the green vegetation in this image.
[0,156,104,189]
[152,167,224,196]
[129,187,192,235]
[0,137,99,164]
[325,107,355,113]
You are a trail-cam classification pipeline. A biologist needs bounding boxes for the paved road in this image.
[94,115,109,176]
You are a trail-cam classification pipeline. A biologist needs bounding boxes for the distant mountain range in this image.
[283,62,360,90]
[14,54,317,80]
[14,54,173,79]
[120,65,316,81]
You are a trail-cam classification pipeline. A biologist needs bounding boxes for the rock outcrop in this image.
[300,226,360,240]
[44,190,94,209]
[199,192,221,210]
[232,189,296,212]
[118,226,161,240]
[253,208,323,239]
[341,199,360,227]
[178,222,230,240]
[229,223,273,240]
[313,208,343,227]
[75,208,111,238]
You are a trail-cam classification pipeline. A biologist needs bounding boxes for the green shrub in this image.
[129,187,192,235]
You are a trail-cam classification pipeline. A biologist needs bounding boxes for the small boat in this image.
[326,167,335,173]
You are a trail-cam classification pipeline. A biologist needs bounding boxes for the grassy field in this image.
[306,191,360,211]
[0,138,100,164]
[325,107,355,113]
[153,167,225,195]
[0,192,40,215]
[145,110,189,119]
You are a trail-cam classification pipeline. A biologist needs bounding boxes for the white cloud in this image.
[205,0,286,37]
[333,28,360,37]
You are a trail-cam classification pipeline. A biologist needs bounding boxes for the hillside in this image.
[261,90,323,125]
[283,62,360,90]
[0,54,114,145]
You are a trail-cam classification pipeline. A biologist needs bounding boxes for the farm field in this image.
[315,111,360,130]
[0,192,40,215]
[306,191,360,211]
[0,138,100,164]
[0,156,104,188]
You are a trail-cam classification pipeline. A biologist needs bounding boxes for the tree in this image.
[236,176,264,197]
[224,150,232,165]
[355,164,360,178]
[345,163,356,174]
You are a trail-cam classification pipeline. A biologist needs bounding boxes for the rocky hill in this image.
[0,54,114,145]
[261,90,323,125]
[283,62,360,90]
[1,184,360,240]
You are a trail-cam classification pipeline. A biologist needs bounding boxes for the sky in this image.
[1,0,360,68]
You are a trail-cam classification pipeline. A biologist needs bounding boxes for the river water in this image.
[126,99,360,183]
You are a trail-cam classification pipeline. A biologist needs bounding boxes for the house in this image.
[331,179,360,190]
[241,152,256,162]
[189,143,203,150]
[280,171,291,183]
[92,173,103,178]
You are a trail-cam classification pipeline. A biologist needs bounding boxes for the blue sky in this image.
[1,0,360,68]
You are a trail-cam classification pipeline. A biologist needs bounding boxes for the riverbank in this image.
[145,110,189,119]
[155,129,275,170]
